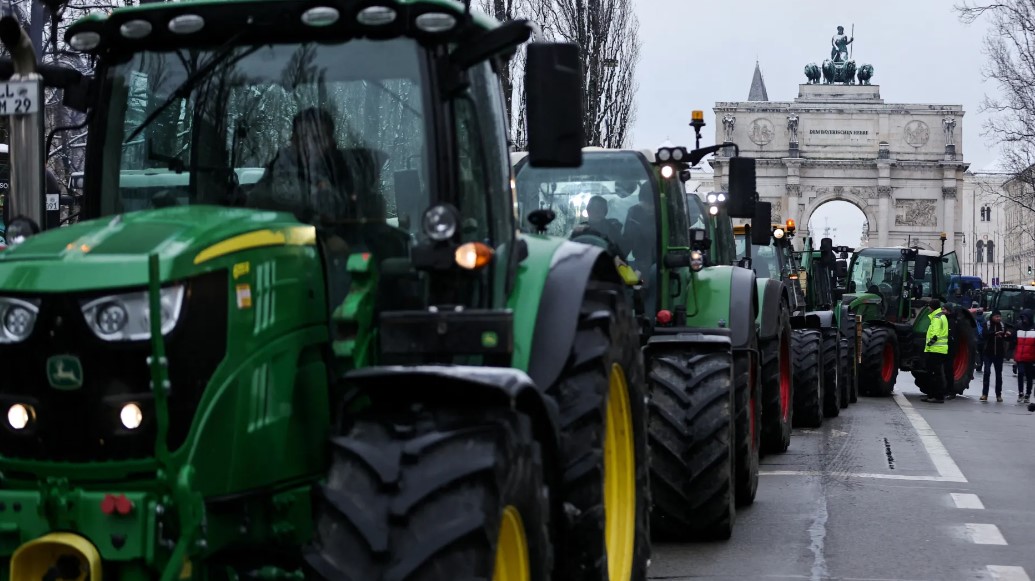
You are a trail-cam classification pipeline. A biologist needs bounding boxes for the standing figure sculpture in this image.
[831,25,853,62]
[942,117,957,146]
[787,113,799,142]
[722,113,736,143]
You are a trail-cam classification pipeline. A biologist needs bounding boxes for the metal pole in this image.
[0,1,43,230]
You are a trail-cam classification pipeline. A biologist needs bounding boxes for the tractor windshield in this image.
[515,151,658,272]
[849,255,904,298]
[98,39,432,232]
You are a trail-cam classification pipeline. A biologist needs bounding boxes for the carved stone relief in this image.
[764,198,783,222]
[894,199,937,227]
[942,186,957,198]
[749,118,775,146]
[877,185,892,198]
[903,120,930,147]
[786,184,801,196]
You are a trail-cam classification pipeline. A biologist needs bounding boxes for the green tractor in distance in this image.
[732,219,833,429]
[513,143,767,541]
[699,200,795,453]
[0,2,656,579]
[844,241,978,397]
[799,236,860,407]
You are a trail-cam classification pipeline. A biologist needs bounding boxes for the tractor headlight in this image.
[773,228,785,239]
[661,165,675,179]
[0,298,39,343]
[707,194,717,204]
[5,217,39,247]
[690,250,704,271]
[120,403,143,430]
[6,403,33,430]
[422,204,460,242]
[709,205,719,216]
[80,285,185,342]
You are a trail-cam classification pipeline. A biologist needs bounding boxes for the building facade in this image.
[1002,173,1035,285]
[707,78,969,256]
[961,171,1008,285]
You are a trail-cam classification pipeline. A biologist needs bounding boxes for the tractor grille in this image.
[0,271,227,463]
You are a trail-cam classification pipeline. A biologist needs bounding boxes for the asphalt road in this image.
[648,367,1035,581]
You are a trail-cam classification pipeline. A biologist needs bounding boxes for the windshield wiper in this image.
[124,33,259,146]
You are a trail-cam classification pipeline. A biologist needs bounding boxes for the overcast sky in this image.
[628,0,998,245]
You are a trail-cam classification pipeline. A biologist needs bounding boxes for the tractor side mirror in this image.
[751,201,772,245]
[821,237,833,252]
[835,259,848,278]
[525,42,583,168]
[726,156,757,218]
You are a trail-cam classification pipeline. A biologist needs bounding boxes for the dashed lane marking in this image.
[987,566,1031,581]
[965,523,1007,545]
[951,492,985,509]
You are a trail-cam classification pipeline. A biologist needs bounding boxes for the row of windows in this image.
[976,240,995,262]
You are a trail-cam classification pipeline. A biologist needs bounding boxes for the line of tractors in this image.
[0,0,979,579]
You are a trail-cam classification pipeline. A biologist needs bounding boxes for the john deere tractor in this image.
[513,143,766,541]
[733,219,834,429]
[0,1,654,579]
[844,240,978,397]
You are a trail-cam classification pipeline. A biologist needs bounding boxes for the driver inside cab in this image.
[573,195,626,257]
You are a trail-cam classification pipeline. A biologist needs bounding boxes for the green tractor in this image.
[799,236,860,407]
[844,241,978,397]
[732,219,835,429]
[0,1,655,579]
[513,143,767,541]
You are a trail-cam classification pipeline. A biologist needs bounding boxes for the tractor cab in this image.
[991,283,1035,328]
[733,219,806,313]
[847,246,960,323]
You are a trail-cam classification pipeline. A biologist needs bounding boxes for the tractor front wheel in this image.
[760,319,794,454]
[792,329,825,428]
[647,348,736,541]
[950,320,977,395]
[733,350,760,507]
[821,328,841,417]
[546,283,650,581]
[859,327,899,396]
[304,408,552,581]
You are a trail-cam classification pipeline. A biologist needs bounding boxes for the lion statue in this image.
[857,64,874,85]
[822,59,857,84]
[804,63,821,84]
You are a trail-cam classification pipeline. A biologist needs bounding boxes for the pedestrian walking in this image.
[1013,309,1035,404]
[921,299,950,403]
[980,309,1010,402]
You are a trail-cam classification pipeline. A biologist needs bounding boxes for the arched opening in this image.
[807,200,868,248]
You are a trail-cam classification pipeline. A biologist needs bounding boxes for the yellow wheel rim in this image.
[493,506,530,581]
[604,363,636,581]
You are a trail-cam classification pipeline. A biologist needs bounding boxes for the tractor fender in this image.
[686,265,756,350]
[645,328,733,351]
[790,313,822,330]
[808,309,835,330]
[525,240,622,390]
[757,277,787,341]
[343,365,562,486]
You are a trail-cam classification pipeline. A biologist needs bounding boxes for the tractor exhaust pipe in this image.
[0,1,45,236]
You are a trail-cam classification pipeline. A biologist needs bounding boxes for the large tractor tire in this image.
[545,283,650,581]
[732,350,761,507]
[305,408,552,580]
[647,348,736,541]
[858,326,899,397]
[821,328,841,417]
[760,317,794,455]
[950,319,977,395]
[842,333,859,404]
[792,329,825,428]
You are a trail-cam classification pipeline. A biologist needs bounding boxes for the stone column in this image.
[878,186,892,246]
[785,159,801,227]
[943,186,957,251]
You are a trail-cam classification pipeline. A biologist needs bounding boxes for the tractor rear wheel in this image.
[843,334,859,404]
[733,350,760,507]
[792,329,824,428]
[647,348,736,541]
[950,319,976,395]
[760,319,794,454]
[546,283,650,581]
[821,328,841,417]
[859,327,899,396]
[304,408,552,581]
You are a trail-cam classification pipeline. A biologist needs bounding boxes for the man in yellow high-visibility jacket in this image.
[921,299,950,403]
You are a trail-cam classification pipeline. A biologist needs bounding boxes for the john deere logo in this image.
[47,355,83,390]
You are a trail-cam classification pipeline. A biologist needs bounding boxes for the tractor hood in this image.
[0,206,311,293]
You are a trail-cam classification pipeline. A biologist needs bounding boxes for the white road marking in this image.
[965,523,1007,545]
[759,469,962,482]
[987,566,1031,581]
[893,392,968,482]
[807,496,829,581]
[951,492,985,509]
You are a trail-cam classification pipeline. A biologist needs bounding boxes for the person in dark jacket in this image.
[981,309,1010,402]
[1013,309,1035,404]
